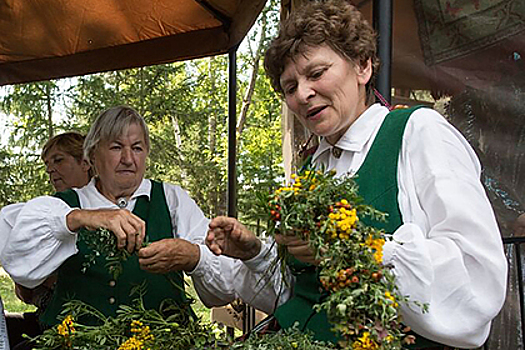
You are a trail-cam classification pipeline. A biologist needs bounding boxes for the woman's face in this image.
[93,123,148,201]
[280,45,372,145]
[44,147,90,192]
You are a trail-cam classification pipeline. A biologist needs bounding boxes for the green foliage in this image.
[30,294,335,350]
[232,327,336,350]
[0,149,52,206]
[30,295,221,350]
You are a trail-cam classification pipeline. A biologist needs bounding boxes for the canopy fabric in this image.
[0,0,266,86]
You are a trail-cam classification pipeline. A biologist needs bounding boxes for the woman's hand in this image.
[206,216,261,261]
[138,238,200,273]
[274,234,320,265]
[66,208,146,253]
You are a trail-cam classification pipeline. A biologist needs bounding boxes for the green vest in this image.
[41,180,189,326]
[275,106,440,348]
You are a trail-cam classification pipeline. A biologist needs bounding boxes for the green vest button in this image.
[109,280,116,287]
[109,297,116,304]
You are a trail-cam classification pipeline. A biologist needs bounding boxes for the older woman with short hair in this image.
[0,105,285,329]
[206,0,507,348]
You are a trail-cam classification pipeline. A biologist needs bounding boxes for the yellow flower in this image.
[365,235,385,263]
[385,291,396,305]
[118,336,144,350]
[351,332,379,350]
[57,314,75,337]
[119,320,155,350]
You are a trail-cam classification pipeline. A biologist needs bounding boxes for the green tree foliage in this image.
[0,82,64,205]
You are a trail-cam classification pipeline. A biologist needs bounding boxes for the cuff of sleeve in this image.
[383,223,423,265]
[242,243,273,273]
[54,207,78,240]
[383,238,397,266]
[187,244,210,277]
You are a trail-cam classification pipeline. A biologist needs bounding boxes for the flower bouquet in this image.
[265,168,425,349]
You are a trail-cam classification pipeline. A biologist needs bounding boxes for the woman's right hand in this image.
[66,209,146,253]
[274,234,320,265]
[206,216,261,261]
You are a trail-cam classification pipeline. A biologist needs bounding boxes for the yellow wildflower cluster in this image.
[351,332,379,350]
[385,291,399,308]
[364,235,385,263]
[57,315,75,336]
[57,315,75,347]
[118,320,155,350]
[327,199,358,240]
[274,171,321,196]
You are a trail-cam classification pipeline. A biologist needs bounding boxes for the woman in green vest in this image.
[206,0,507,349]
[1,105,286,335]
[0,106,236,328]
[7,132,92,350]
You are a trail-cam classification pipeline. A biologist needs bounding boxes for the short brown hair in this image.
[42,132,86,162]
[42,132,94,178]
[264,0,379,102]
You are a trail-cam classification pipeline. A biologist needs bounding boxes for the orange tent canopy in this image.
[0,0,266,86]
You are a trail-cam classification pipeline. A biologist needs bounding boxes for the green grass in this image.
[0,275,36,313]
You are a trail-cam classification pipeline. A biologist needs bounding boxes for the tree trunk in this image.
[236,15,267,136]
[208,57,220,216]
[45,83,54,139]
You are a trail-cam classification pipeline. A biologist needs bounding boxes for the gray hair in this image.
[84,106,150,166]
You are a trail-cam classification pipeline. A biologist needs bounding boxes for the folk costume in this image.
[0,179,285,325]
[274,104,506,349]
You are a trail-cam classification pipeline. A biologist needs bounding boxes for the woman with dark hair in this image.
[206,0,507,348]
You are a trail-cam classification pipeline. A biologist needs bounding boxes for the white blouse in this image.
[311,104,507,348]
[0,178,287,314]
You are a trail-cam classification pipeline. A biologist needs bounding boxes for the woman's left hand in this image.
[138,238,200,273]
[274,234,320,265]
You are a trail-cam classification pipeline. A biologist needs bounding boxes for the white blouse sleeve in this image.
[163,183,291,314]
[383,109,508,348]
[0,196,77,289]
